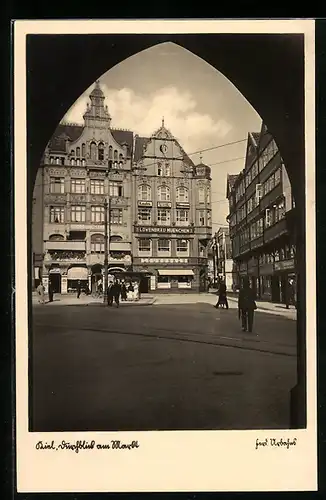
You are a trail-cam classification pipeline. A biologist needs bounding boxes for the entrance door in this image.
[50,273,61,293]
[139,277,149,293]
[271,276,280,303]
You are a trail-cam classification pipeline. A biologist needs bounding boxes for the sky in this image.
[62,42,262,233]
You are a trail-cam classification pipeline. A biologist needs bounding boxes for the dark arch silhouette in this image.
[27,34,306,428]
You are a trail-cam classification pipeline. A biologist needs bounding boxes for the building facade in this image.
[226,122,297,304]
[32,82,212,294]
[131,121,212,293]
[37,81,134,294]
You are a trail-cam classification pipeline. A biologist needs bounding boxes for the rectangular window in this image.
[110,208,123,225]
[90,179,104,195]
[176,209,189,225]
[256,183,262,202]
[274,168,281,185]
[50,177,65,194]
[50,206,65,223]
[71,178,86,194]
[157,163,163,176]
[138,208,151,223]
[91,242,104,253]
[199,210,205,226]
[165,163,171,176]
[207,211,211,226]
[157,209,170,225]
[91,205,104,223]
[71,205,86,222]
[110,182,123,197]
[138,238,151,252]
[176,239,189,253]
[265,208,271,227]
[158,239,171,253]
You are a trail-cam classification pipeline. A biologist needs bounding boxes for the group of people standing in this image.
[214,277,257,333]
[107,279,139,308]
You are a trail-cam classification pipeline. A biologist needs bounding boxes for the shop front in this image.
[259,263,274,301]
[273,258,296,305]
[157,269,194,291]
[67,265,88,293]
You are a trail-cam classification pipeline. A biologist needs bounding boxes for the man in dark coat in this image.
[238,278,257,332]
[215,279,229,309]
[48,280,54,302]
[108,279,121,308]
[76,280,81,299]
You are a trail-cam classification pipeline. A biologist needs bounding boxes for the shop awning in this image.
[67,267,88,280]
[157,269,194,276]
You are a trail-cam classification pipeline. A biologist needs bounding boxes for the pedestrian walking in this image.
[48,280,54,303]
[285,278,294,309]
[36,282,45,304]
[238,278,257,333]
[121,281,127,301]
[107,281,113,306]
[215,279,229,309]
[76,280,81,299]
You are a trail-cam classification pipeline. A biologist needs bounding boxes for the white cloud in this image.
[62,85,232,153]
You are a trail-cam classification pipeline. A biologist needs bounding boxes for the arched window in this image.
[76,159,80,166]
[110,235,123,242]
[49,234,64,241]
[119,153,123,162]
[138,184,151,201]
[81,159,86,166]
[71,158,75,166]
[56,157,60,165]
[176,186,189,202]
[98,142,105,161]
[114,150,118,161]
[90,142,97,161]
[198,186,205,203]
[76,147,80,157]
[158,185,170,201]
[50,157,54,164]
[206,187,211,204]
[109,146,113,159]
[91,233,105,253]
[71,150,75,157]
[81,143,85,157]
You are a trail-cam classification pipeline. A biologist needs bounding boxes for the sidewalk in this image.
[32,293,156,307]
[226,296,296,319]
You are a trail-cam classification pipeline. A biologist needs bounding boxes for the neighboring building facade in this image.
[32,82,212,294]
[36,81,134,294]
[226,123,296,303]
[132,121,212,293]
[215,226,234,291]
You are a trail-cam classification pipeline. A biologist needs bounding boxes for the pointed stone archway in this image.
[27,34,307,428]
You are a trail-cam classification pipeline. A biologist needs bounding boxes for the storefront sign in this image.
[140,258,189,264]
[138,201,153,207]
[157,201,172,208]
[176,202,190,208]
[274,259,295,272]
[135,226,194,234]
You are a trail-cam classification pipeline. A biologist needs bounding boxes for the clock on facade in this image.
[160,144,168,154]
